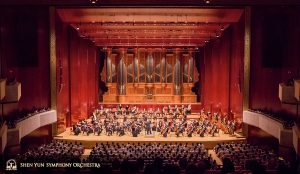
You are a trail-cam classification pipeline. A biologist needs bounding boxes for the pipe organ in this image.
[101,48,199,103]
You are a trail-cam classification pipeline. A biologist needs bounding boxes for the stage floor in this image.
[54,128,246,149]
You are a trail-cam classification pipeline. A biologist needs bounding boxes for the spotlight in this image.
[204,0,211,3]
[76,25,79,30]
[215,33,219,37]
[221,26,224,31]
[90,0,97,3]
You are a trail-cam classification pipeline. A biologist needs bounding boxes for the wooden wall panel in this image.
[201,12,244,128]
[55,13,70,132]
[69,28,97,125]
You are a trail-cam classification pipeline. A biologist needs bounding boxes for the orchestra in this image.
[71,105,236,139]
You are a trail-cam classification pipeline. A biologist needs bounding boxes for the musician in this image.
[73,125,81,135]
[162,126,169,138]
[182,114,187,124]
[175,107,180,118]
[210,123,218,137]
[145,121,152,135]
[85,126,94,136]
[100,105,104,111]
[94,124,103,136]
[168,105,171,113]
[187,104,192,114]
[228,121,236,135]
[175,125,184,137]
[132,128,138,137]
[125,105,130,115]
[187,126,194,137]
[118,126,125,136]
[123,115,127,122]
[114,112,117,120]
[163,114,168,122]
[162,107,166,115]
[181,105,185,114]
[199,126,206,137]
[132,105,137,113]
[106,126,113,136]
[155,108,160,117]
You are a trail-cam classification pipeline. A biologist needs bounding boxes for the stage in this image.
[53,128,246,149]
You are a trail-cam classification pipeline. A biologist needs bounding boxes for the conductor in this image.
[145,121,152,135]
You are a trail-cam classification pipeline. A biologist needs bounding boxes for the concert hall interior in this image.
[1,0,300,173]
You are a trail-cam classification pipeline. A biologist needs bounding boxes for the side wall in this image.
[201,12,244,129]
[250,6,300,120]
[0,7,51,122]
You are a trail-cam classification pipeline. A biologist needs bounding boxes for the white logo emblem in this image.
[6,159,17,171]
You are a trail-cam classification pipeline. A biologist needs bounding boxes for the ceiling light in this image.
[76,25,79,30]
[221,26,224,31]
[204,0,211,3]
[90,0,97,3]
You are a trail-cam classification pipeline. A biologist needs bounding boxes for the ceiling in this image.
[57,7,244,48]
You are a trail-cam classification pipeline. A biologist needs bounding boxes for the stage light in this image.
[204,0,211,4]
[221,26,224,31]
[90,0,97,3]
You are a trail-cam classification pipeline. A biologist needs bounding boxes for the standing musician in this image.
[174,107,180,118]
[228,121,236,135]
[162,107,166,116]
[168,105,172,114]
[186,104,192,114]
[181,105,185,114]
[125,105,130,115]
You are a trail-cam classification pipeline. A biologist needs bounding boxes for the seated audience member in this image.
[120,159,130,174]
[137,157,145,170]
[144,164,155,174]
[178,157,188,170]
[277,162,289,174]
[288,159,299,174]
[185,163,199,174]
[250,161,266,174]
[196,161,207,174]
[221,157,235,174]
[267,159,276,170]
[129,161,140,174]
[112,157,121,170]
[163,164,181,174]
